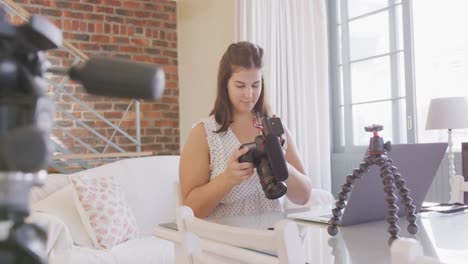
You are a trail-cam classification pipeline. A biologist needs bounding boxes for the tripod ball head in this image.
[365,124,386,154]
[364,124,383,132]
[384,141,392,152]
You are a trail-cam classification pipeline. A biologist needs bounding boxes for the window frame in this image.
[328,0,417,153]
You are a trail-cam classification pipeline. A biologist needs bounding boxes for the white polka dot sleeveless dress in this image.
[198,115,283,218]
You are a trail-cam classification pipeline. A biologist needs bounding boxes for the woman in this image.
[179,41,311,218]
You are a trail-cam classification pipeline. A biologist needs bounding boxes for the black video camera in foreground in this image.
[238,113,289,199]
[0,8,165,264]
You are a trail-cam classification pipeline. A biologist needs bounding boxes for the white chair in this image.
[174,181,182,208]
[390,238,442,264]
[176,206,305,264]
[449,175,468,204]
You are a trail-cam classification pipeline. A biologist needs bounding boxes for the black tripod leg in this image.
[393,171,419,235]
[328,156,372,236]
[376,155,400,245]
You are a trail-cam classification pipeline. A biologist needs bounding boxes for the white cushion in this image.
[111,236,174,264]
[31,185,94,248]
[27,212,74,255]
[30,173,69,204]
[117,156,180,235]
[69,173,140,249]
[48,236,174,264]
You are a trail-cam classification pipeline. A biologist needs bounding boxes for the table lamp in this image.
[426,96,468,179]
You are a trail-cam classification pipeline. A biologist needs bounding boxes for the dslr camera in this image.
[238,113,289,199]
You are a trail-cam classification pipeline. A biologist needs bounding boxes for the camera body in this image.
[238,136,264,164]
[0,8,165,264]
[0,9,62,264]
[238,115,289,199]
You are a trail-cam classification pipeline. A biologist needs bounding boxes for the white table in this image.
[153,209,468,263]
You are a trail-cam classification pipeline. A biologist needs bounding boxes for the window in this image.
[329,0,409,152]
[329,0,468,152]
[413,0,468,148]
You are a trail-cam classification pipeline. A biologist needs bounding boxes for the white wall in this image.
[177,0,235,148]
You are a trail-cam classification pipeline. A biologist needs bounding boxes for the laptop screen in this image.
[341,143,447,225]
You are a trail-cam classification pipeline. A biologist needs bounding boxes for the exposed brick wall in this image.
[10,0,179,160]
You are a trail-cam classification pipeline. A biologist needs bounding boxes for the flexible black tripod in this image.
[327,125,419,245]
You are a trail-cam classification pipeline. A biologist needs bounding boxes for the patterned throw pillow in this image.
[70,174,140,249]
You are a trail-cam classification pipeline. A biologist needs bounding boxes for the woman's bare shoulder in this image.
[182,122,209,157]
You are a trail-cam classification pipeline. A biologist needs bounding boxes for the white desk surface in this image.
[154,208,468,264]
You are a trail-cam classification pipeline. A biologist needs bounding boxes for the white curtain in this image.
[235,0,331,191]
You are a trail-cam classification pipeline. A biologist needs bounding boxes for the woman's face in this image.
[227,67,262,115]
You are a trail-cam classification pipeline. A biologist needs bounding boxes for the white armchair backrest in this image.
[449,175,468,204]
[176,206,305,264]
[390,238,442,264]
[174,181,182,208]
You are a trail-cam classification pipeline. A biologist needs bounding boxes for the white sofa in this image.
[29,154,335,264]
[29,155,180,264]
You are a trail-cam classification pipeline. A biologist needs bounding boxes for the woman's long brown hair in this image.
[210,41,270,133]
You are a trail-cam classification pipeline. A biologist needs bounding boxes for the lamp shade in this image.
[426,97,468,130]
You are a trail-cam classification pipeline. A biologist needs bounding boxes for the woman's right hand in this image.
[222,147,254,186]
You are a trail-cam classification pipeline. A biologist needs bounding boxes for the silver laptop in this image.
[288,143,448,226]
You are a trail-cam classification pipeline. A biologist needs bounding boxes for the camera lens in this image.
[264,180,287,199]
[257,158,287,199]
